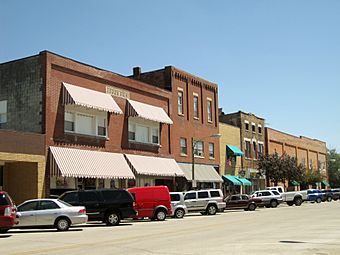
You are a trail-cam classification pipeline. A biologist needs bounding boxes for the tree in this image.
[328,149,340,187]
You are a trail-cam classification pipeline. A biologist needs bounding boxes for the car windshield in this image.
[272,191,280,196]
[57,199,72,207]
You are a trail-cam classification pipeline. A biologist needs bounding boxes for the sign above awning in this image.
[178,163,223,183]
[226,145,244,156]
[62,82,123,114]
[50,146,135,179]
[125,154,184,177]
[127,99,173,124]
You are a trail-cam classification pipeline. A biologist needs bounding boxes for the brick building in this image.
[219,110,266,191]
[0,51,186,203]
[130,66,223,189]
[265,127,328,189]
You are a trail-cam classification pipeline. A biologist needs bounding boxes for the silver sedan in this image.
[16,199,88,231]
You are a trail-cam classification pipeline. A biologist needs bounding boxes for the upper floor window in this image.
[207,99,212,123]
[128,118,159,145]
[252,141,257,159]
[64,106,107,138]
[209,143,214,159]
[0,100,7,124]
[194,140,204,157]
[258,143,264,156]
[180,138,187,155]
[178,90,184,115]
[245,140,251,158]
[193,94,199,119]
[244,120,249,131]
[258,125,262,134]
[252,123,256,133]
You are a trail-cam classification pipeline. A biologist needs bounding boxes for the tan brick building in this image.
[265,127,328,188]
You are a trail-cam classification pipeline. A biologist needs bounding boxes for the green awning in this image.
[223,175,242,185]
[322,180,330,187]
[235,177,252,186]
[226,145,244,157]
[290,181,300,186]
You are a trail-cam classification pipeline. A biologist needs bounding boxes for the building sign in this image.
[106,86,130,99]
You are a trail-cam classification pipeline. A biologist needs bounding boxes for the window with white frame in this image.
[193,94,199,119]
[64,105,107,137]
[128,118,159,145]
[178,89,184,115]
[194,140,204,157]
[209,143,214,158]
[0,100,7,124]
[180,138,187,155]
[244,120,249,131]
[258,143,264,156]
[258,124,262,134]
[207,99,212,122]
[252,141,257,159]
[245,140,251,158]
[252,123,256,133]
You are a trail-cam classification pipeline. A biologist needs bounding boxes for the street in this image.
[1,202,340,255]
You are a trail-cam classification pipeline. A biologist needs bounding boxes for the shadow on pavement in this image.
[82,222,133,227]
[0,235,11,238]
[280,240,306,244]
[9,228,83,234]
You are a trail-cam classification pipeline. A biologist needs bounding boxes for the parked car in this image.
[128,186,172,221]
[59,189,136,226]
[266,186,307,206]
[170,192,188,218]
[251,190,283,208]
[183,189,226,215]
[331,189,340,201]
[16,199,87,231]
[321,189,335,202]
[306,189,323,203]
[224,194,262,211]
[0,191,18,233]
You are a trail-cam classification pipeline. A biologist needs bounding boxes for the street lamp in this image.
[192,133,221,189]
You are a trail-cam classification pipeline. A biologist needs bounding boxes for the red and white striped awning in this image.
[125,154,185,177]
[50,146,135,179]
[127,99,173,124]
[62,82,123,114]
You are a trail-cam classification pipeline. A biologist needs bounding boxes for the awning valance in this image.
[222,175,242,185]
[236,177,252,186]
[226,145,244,156]
[127,99,173,124]
[50,146,135,179]
[178,163,223,183]
[62,82,123,114]
[125,154,184,177]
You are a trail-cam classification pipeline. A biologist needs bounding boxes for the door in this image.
[79,191,101,219]
[34,200,61,226]
[197,191,210,210]
[184,192,197,210]
[227,195,241,209]
[17,201,39,227]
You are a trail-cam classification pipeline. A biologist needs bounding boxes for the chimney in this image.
[133,67,141,77]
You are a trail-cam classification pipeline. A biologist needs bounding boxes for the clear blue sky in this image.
[1,1,339,150]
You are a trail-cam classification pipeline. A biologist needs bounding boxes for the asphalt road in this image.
[1,201,340,255]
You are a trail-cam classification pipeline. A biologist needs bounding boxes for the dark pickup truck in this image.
[224,194,262,211]
[59,189,136,226]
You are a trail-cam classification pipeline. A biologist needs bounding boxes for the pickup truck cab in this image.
[266,186,306,206]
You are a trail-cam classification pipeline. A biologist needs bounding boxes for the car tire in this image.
[206,204,217,215]
[316,197,322,203]
[105,211,121,226]
[294,197,303,206]
[0,228,9,234]
[327,196,332,202]
[155,209,167,221]
[248,203,256,211]
[55,217,70,231]
[270,200,278,208]
[174,208,185,219]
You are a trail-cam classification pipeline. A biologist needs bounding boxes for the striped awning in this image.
[62,82,123,114]
[125,154,184,177]
[127,99,173,124]
[178,163,223,183]
[50,146,135,179]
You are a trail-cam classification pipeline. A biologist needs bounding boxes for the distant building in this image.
[219,110,266,191]
[265,127,328,189]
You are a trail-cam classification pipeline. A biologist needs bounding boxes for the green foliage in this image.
[328,149,340,187]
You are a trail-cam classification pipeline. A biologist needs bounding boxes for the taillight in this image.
[4,206,11,216]
[78,209,86,214]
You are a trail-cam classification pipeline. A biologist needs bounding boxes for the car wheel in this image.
[105,211,121,226]
[0,228,9,234]
[55,218,70,231]
[327,196,332,202]
[155,209,167,221]
[316,197,322,203]
[294,197,303,206]
[206,204,217,215]
[270,200,278,208]
[248,203,256,211]
[174,208,185,219]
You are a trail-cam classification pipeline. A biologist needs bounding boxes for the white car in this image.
[16,199,87,231]
[251,190,283,208]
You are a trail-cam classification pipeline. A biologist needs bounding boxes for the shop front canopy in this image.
[235,177,252,186]
[322,180,330,187]
[222,175,242,185]
[226,145,244,156]
[290,181,300,186]
[178,163,223,183]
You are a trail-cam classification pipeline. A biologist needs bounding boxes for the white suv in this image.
[251,190,283,208]
[183,189,226,215]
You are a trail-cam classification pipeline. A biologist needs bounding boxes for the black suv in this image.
[59,189,136,226]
